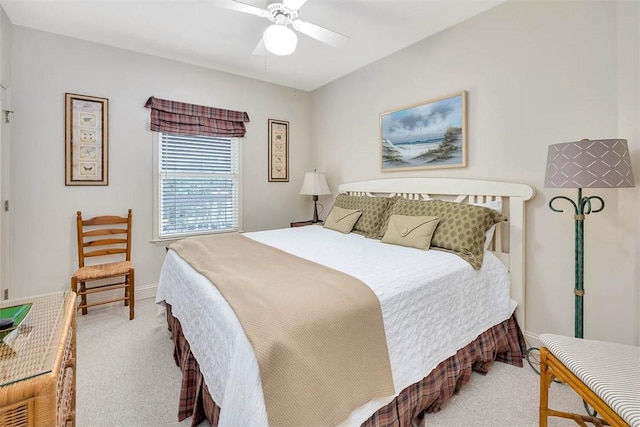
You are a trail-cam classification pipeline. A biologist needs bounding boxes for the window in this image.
[153,133,241,240]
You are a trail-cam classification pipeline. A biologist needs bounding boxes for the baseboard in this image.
[524,330,542,349]
[136,283,158,301]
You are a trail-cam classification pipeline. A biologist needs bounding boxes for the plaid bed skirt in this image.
[165,304,526,427]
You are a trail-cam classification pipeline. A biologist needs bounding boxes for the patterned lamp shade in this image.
[545,139,635,188]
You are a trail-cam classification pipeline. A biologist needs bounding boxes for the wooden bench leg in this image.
[539,347,551,427]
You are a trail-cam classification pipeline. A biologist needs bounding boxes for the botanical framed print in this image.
[65,93,109,185]
[268,119,289,182]
[380,91,467,171]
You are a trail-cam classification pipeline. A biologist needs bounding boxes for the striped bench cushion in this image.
[540,333,640,427]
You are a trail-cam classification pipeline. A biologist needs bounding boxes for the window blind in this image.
[159,133,239,237]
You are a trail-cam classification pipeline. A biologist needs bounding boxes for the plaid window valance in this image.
[145,96,250,137]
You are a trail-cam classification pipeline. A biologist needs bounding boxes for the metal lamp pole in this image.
[548,188,604,339]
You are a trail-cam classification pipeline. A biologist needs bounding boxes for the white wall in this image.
[10,27,312,298]
[616,1,640,345]
[311,1,640,345]
[0,6,11,301]
[0,6,11,87]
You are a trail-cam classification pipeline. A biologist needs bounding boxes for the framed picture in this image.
[65,93,109,185]
[268,119,289,182]
[380,91,467,171]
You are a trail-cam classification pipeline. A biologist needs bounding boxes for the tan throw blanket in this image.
[170,233,394,427]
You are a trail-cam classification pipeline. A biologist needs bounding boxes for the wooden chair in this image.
[539,334,639,427]
[71,209,134,320]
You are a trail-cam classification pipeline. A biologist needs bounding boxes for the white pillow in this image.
[471,200,502,250]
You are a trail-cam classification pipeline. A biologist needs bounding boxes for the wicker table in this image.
[0,291,76,427]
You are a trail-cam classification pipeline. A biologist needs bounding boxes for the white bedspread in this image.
[156,226,513,427]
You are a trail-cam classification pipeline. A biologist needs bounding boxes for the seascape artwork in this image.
[380,92,467,171]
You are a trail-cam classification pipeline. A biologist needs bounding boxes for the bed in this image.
[156,177,535,427]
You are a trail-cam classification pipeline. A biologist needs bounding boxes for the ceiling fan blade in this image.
[252,37,267,55]
[225,0,270,18]
[282,0,308,11]
[292,19,349,48]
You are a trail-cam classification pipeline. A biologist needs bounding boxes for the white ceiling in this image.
[1,0,505,91]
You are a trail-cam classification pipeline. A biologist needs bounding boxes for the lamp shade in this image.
[264,24,297,56]
[545,139,635,188]
[299,172,331,196]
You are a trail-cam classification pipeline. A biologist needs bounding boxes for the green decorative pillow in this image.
[381,215,439,250]
[376,195,402,238]
[333,194,392,238]
[389,198,507,269]
[323,206,362,234]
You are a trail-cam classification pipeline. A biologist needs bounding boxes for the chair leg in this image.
[124,275,129,307]
[79,281,88,315]
[129,269,135,320]
[70,276,79,311]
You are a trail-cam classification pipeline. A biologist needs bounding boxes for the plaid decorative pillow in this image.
[333,194,393,238]
[389,198,506,269]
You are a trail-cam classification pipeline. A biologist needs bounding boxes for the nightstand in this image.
[0,291,77,427]
[290,220,322,227]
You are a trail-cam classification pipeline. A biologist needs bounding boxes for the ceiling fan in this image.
[227,0,349,56]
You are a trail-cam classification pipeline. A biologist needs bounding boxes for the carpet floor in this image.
[76,297,586,427]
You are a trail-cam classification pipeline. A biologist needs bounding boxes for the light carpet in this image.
[76,297,586,427]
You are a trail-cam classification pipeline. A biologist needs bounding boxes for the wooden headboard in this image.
[338,177,535,331]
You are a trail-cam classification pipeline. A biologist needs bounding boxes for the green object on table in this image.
[0,302,33,340]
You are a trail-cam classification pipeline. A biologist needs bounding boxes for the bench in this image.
[539,333,639,427]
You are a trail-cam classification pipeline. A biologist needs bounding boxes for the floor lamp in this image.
[544,138,635,339]
[299,171,331,223]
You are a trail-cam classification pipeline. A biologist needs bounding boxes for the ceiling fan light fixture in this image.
[264,24,297,56]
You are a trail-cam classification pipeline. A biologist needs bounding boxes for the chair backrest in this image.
[76,209,132,268]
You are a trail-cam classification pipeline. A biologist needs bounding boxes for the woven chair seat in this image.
[73,261,133,281]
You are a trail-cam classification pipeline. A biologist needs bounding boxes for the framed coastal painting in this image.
[380,91,467,171]
[65,93,109,185]
[268,119,289,182]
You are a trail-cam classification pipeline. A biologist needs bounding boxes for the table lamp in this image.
[299,171,331,223]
